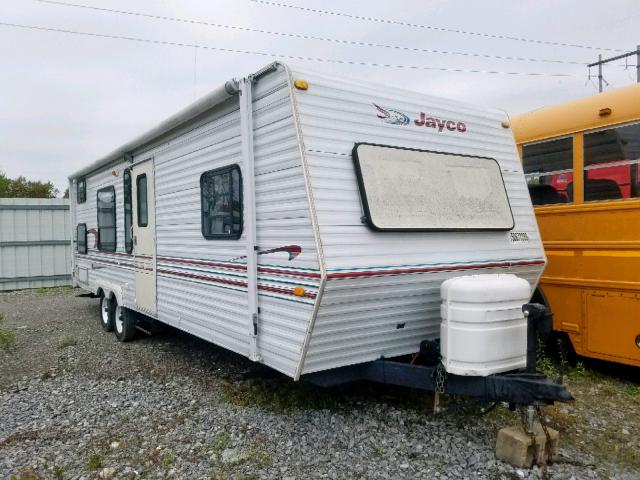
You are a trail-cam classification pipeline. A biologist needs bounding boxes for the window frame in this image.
[521,135,575,205]
[96,186,117,252]
[123,169,133,253]
[521,135,574,179]
[352,142,515,232]
[582,120,640,202]
[76,223,87,254]
[77,178,87,204]
[200,164,243,240]
[136,173,148,227]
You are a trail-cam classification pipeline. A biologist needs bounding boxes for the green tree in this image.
[0,171,59,198]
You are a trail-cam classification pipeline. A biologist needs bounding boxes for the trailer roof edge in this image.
[68,62,283,181]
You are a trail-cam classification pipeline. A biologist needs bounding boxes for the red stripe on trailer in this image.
[326,260,545,279]
[157,268,317,299]
[158,256,321,279]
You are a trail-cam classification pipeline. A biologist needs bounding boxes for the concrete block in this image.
[495,423,559,468]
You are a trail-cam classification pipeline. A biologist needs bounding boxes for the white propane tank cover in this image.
[440,274,532,377]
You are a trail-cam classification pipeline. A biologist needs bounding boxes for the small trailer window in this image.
[76,223,87,254]
[77,179,86,204]
[123,169,133,253]
[200,165,243,239]
[136,173,148,227]
[352,143,514,231]
[97,186,116,252]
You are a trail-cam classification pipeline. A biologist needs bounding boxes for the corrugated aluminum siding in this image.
[142,66,317,376]
[289,68,545,374]
[71,65,317,378]
[0,198,71,290]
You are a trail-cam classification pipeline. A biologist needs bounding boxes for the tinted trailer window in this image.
[352,143,514,231]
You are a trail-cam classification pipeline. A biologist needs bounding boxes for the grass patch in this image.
[10,468,39,480]
[162,451,175,466]
[210,444,271,480]
[35,286,75,295]
[245,448,272,467]
[0,313,17,351]
[220,378,341,412]
[208,431,232,464]
[57,336,78,349]
[211,431,231,454]
[0,430,39,447]
[625,385,640,399]
[52,465,64,480]
[87,453,103,470]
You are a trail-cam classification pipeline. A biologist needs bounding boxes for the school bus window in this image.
[522,137,573,205]
[584,123,640,201]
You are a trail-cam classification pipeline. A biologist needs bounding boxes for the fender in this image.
[95,280,125,307]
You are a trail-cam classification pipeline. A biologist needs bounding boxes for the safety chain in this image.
[536,405,554,477]
[435,363,446,394]
[519,406,552,480]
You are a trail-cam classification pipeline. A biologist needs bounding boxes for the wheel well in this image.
[531,286,576,357]
[531,286,550,310]
[96,287,116,303]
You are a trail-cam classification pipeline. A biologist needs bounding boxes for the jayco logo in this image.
[373,103,411,125]
[373,103,467,133]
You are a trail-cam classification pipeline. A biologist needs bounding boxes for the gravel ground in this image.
[0,288,638,480]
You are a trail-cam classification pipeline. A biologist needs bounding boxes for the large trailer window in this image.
[352,143,514,231]
[200,165,243,239]
[584,123,640,201]
[76,223,87,254]
[123,169,133,253]
[522,137,573,205]
[97,186,116,252]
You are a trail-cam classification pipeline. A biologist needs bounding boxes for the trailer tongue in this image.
[304,359,572,406]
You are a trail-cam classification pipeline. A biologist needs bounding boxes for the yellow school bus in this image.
[512,84,640,368]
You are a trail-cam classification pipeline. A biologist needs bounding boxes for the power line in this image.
[250,0,626,53]
[587,46,640,92]
[0,21,577,77]
[35,0,587,66]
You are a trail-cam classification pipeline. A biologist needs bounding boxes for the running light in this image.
[294,80,309,91]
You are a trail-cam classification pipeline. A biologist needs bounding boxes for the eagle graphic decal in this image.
[372,103,411,126]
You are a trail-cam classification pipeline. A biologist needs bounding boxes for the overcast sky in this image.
[1,0,638,193]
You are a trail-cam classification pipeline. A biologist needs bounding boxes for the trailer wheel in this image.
[113,303,137,342]
[99,293,114,332]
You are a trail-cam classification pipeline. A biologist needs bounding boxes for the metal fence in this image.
[0,198,71,290]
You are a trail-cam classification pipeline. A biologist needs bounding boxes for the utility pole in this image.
[588,46,640,92]
[637,44,640,83]
[598,54,603,92]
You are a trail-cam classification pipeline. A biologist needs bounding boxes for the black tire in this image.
[113,302,137,342]
[99,293,114,332]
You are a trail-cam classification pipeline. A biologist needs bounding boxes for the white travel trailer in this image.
[70,62,568,402]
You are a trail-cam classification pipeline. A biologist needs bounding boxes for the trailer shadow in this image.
[134,322,454,415]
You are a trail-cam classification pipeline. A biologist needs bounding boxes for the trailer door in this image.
[131,159,157,314]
